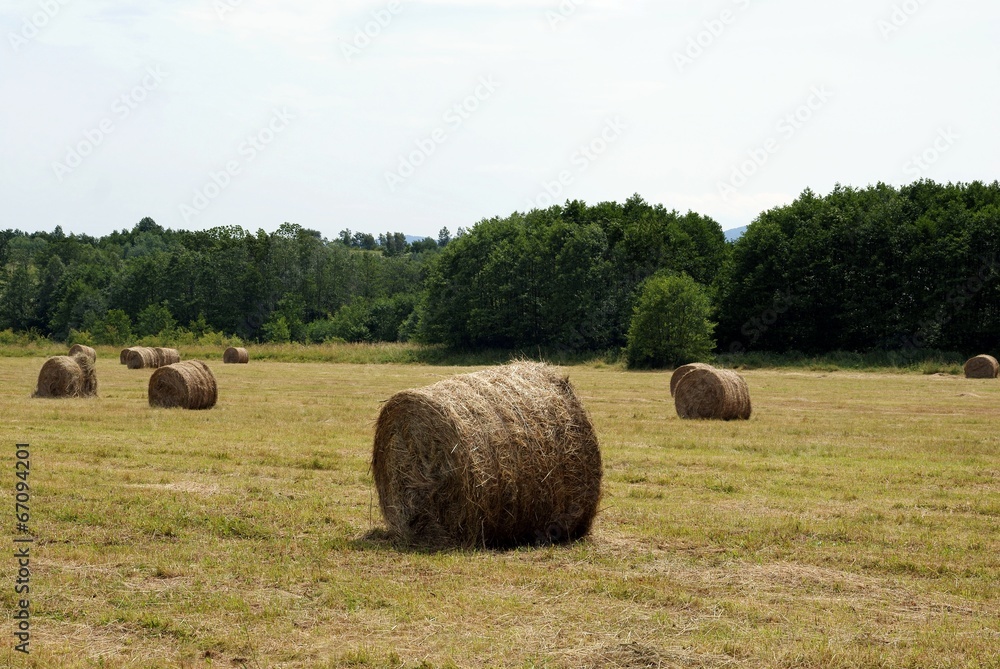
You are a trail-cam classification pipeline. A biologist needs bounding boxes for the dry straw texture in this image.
[223,347,250,364]
[155,347,181,366]
[33,355,96,398]
[670,362,714,397]
[68,344,97,363]
[148,361,218,410]
[124,347,158,369]
[372,361,603,549]
[73,352,98,397]
[964,355,999,379]
[119,348,130,365]
[674,367,752,421]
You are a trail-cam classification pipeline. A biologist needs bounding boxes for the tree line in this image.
[1,180,998,362]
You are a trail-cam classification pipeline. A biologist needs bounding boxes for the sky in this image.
[1,0,997,241]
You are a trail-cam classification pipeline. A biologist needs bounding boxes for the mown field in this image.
[1,355,999,668]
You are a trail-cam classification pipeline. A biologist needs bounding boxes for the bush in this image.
[625,273,715,369]
[67,329,95,347]
[198,330,243,347]
[262,315,292,343]
[91,309,133,346]
[0,329,20,345]
[305,318,345,344]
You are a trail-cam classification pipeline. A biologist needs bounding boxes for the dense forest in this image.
[1,180,999,360]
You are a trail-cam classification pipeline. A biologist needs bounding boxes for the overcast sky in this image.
[2,0,997,240]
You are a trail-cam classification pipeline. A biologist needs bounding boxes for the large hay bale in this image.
[155,347,181,366]
[148,361,218,410]
[124,347,157,369]
[964,355,999,379]
[68,344,97,363]
[674,367,752,420]
[73,352,98,397]
[372,362,603,549]
[223,347,249,364]
[33,356,83,398]
[669,362,715,397]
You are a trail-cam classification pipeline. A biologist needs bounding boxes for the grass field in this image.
[1,356,999,668]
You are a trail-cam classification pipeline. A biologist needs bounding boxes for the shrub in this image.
[92,309,133,346]
[262,314,291,343]
[67,329,95,347]
[136,303,177,338]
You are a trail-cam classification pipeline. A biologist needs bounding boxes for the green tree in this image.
[410,237,438,253]
[379,232,410,257]
[0,263,39,331]
[273,294,306,342]
[261,314,291,343]
[93,309,133,345]
[625,274,715,369]
[136,302,177,337]
[327,301,372,342]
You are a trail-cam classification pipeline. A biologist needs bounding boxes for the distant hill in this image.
[405,234,433,244]
[724,225,747,242]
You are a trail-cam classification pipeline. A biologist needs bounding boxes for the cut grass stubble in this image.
[0,358,997,667]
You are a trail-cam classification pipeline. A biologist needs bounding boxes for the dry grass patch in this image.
[0,361,998,667]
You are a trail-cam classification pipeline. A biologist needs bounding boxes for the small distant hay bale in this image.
[124,347,158,369]
[33,356,84,398]
[674,367,752,420]
[372,361,603,549]
[669,362,714,397]
[223,347,249,364]
[68,344,97,363]
[964,355,999,379]
[119,348,130,365]
[148,361,218,410]
[155,347,181,366]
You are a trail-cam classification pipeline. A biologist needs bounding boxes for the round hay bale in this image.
[68,344,97,363]
[669,362,715,397]
[33,356,83,398]
[148,360,218,410]
[155,347,181,366]
[124,347,157,369]
[119,348,131,365]
[72,352,98,397]
[674,367,752,420]
[964,355,999,379]
[372,361,603,549]
[223,347,249,364]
